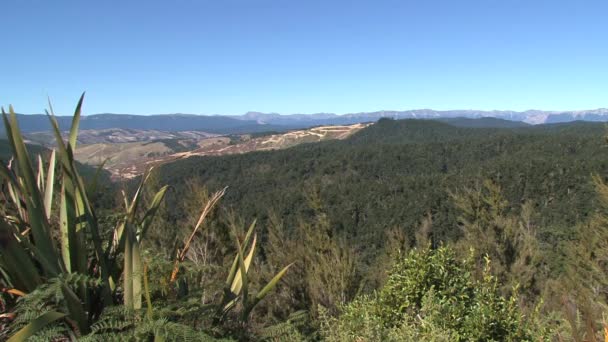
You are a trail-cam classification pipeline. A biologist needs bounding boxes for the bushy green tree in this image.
[322,246,550,341]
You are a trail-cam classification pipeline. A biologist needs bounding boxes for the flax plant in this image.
[0,95,290,340]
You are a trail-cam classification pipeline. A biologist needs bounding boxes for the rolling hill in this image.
[25,128,218,145]
[154,118,608,258]
[72,123,370,179]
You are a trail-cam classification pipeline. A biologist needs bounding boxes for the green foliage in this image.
[378,246,475,326]
[157,118,608,270]
[150,118,608,339]
[552,173,608,341]
[323,246,550,341]
[451,180,544,299]
[320,297,386,341]
[0,97,289,341]
[263,194,360,323]
[3,96,608,340]
[218,219,293,322]
[258,310,308,341]
[80,306,223,341]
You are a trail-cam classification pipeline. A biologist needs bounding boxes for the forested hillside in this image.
[6,0,608,339]
[157,118,607,248]
[3,108,608,340]
[140,118,608,339]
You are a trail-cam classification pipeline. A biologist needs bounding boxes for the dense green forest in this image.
[157,119,608,250]
[2,99,608,341]
[154,118,608,339]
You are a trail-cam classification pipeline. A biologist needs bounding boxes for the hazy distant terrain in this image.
[237,108,608,125]
[3,117,548,180]
[4,108,608,139]
[72,123,371,179]
[25,128,218,145]
[1,113,282,135]
[2,114,591,181]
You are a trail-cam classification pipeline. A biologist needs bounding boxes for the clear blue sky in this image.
[2,0,607,115]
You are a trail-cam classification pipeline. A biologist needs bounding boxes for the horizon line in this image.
[9,107,608,117]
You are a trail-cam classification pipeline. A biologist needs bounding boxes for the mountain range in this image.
[0,113,280,135]
[3,108,608,135]
[239,108,608,126]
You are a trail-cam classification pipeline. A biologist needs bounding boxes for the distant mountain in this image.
[543,109,608,123]
[5,108,608,136]
[235,109,608,126]
[1,113,283,135]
